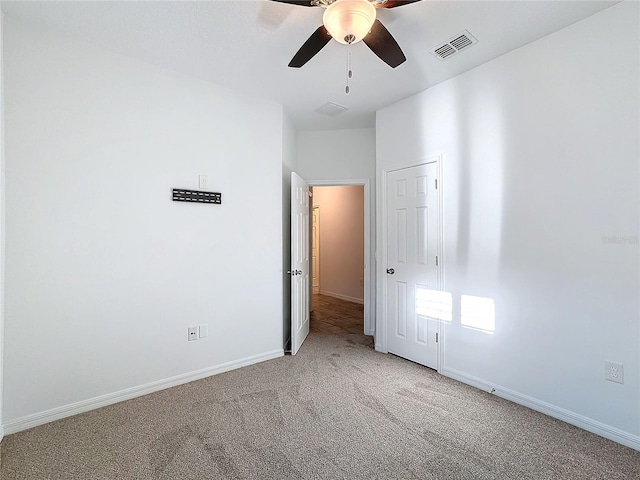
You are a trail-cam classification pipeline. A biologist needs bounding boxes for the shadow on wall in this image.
[283,164,292,351]
[418,78,505,333]
[451,76,505,297]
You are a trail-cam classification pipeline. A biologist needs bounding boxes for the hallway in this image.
[310,294,364,335]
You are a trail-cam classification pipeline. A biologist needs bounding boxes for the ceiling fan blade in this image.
[289,25,332,68]
[363,19,406,68]
[270,0,315,6]
[377,0,422,8]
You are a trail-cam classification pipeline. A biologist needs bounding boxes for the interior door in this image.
[386,162,440,368]
[291,172,310,355]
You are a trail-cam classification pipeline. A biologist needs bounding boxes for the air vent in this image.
[432,30,478,61]
[316,102,349,117]
[434,44,456,60]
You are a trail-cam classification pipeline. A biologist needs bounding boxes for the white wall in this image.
[2,18,284,429]
[0,11,5,443]
[297,128,376,333]
[313,186,364,303]
[282,114,296,350]
[376,2,639,448]
[296,128,376,182]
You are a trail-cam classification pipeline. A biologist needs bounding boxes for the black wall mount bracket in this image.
[172,189,222,204]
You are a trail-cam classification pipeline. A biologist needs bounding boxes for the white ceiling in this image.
[1,0,619,131]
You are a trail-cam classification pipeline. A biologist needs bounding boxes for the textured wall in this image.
[3,18,284,424]
[0,11,6,441]
[376,2,639,443]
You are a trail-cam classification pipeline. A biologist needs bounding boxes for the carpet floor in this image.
[1,333,638,479]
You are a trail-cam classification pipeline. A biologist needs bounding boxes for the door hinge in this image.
[435,332,439,343]
[435,179,438,189]
[435,256,439,266]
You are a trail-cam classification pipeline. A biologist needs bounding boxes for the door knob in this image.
[386,268,395,274]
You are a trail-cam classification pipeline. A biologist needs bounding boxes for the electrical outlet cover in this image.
[188,326,198,341]
[605,361,624,384]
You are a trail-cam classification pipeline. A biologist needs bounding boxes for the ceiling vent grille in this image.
[316,102,349,117]
[432,30,478,61]
[434,44,456,60]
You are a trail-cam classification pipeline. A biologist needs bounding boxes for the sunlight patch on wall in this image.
[461,295,495,332]
[416,286,452,322]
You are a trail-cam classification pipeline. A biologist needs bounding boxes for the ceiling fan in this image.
[271,0,422,68]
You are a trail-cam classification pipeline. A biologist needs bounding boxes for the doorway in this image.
[310,184,367,335]
[289,175,373,355]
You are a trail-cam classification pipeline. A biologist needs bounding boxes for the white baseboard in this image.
[3,349,284,435]
[441,366,640,451]
[319,290,364,305]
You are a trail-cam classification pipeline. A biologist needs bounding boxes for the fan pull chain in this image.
[345,44,352,94]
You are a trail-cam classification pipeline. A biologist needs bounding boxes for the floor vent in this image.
[432,30,478,61]
[316,102,349,117]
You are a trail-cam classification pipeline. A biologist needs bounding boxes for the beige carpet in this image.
[1,333,638,479]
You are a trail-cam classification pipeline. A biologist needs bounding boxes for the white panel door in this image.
[291,172,310,355]
[386,162,440,368]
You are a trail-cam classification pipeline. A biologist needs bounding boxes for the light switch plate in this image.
[198,324,208,338]
[198,174,209,190]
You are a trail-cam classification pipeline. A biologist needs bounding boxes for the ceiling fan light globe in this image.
[323,0,376,45]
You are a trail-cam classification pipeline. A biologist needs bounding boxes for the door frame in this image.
[312,206,320,294]
[307,179,373,335]
[376,155,445,370]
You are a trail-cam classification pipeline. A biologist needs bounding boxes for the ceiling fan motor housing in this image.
[323,0,377,44]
